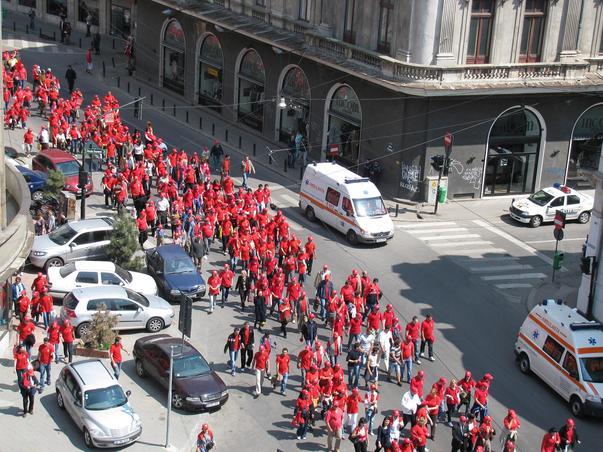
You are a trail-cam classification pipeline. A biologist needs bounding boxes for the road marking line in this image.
[526,238,586,244]
[472,220,560,269]
[448,249,510,256]
[455,256,517,262]
[432,240,493,247]
[397,221,457,229]
[408,228,468,234]
[495,283,533,289]
[481,272,547,281]
[418,233,480,241]
[469,264,533,272]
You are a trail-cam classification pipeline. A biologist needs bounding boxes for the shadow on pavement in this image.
[39,392,85,449]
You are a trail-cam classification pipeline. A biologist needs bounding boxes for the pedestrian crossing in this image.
[398,220,550,293]
[3,36,85,54]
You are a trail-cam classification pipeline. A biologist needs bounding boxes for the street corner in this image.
[524,273,580,312]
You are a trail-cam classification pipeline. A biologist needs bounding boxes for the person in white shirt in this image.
[378,326,393,372]
[358,330,375,368]
[156,194,170,228]
[401,388,421,430]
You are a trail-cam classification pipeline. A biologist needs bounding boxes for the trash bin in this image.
[438,185,447,204]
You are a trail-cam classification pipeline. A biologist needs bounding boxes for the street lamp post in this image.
[79,146,87,220]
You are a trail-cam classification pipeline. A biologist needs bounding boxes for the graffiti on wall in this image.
[449,159,483,190]
[400,162,422,192]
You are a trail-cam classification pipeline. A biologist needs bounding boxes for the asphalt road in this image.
[3,29,601,452]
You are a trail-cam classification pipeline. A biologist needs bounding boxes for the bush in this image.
[44,170,65,198]
[106,211,141,268]
[81,304,118,350]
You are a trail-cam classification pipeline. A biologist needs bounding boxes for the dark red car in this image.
[32,149,93,196]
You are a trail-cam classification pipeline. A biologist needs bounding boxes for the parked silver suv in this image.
[56,359,142,448]
[29,217,115,271]
[60,286,175,337]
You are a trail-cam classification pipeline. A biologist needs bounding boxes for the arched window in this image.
[278,66,310,145]
[162,19,185,95]
[485,107,543,196]
[325,85,362,166]
[237,49,265,131]
[566,104,603,189]
[198,34,223,107]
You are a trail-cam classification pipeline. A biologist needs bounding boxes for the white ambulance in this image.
[509,183,593,228]
[515,299,603,417]
[299,162,394,245]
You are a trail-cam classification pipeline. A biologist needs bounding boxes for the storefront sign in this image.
[330,86,361,124]
[573,105,603,139]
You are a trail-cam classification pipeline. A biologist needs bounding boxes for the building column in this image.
[436,0,456,65]
[560,0,585,61]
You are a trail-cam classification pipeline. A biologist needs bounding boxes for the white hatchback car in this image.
[47,261,158,298]
[509,184,594,228]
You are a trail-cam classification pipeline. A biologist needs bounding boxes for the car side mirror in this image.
[126,390,132,397]
[69,243,75,248]
[137,307,143,312]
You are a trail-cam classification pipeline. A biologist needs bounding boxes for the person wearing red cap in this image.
[297,345,314,383]
[471,380,489,423]
[37,337,54,389]
[325,403,344,452]
[451,415,471,452]
[345,388,363,433]
[60,319,75,363]
[219,264,234,307]
[40,288,53,329]
[503,409,521,443]
[419,313,436,362]
[207,270,221,313]
[17,289,30,322]
[559,418,580,451]
[274,347,290,395]
[196,423,215,452]
[304,236,316,276]
[458,370,475,415]
[410,370,425,398]
[252,345,270,398]
[541,427,561,452]
[411,416,430,452]
[18,366,39,417]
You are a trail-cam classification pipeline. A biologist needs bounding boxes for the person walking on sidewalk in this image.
[224,327,241,376]
[196,423,215,452]
[86,48,93,74]
[19,367,39,417]
[28,9,36,30]
[37,337,54,390]
[65,65,77,94]
[60,320,75,363]
[419,313,436,362]
[241,155,256,189]
[109,336,129,379]
[85,13,93,37]
[252,345,270,398]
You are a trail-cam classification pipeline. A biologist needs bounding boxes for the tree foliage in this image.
[106,211,143,270]
[81,303,118,350]
[44,170,65,197]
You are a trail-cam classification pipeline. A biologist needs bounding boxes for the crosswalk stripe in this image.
[495,283,534,289]
[469,264,533,273]
[408,228,467,234]
[432,240,493,247]
[397,221,456,229]
[447,248,509,255]
[417,234,480,241]
[455,256,517,262]
[481,273,547,281]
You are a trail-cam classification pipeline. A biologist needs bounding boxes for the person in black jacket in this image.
[65,65,77,93]
[300,313,318,346]
[559,418,580,451]
[235,270,250,311]
[191,236,205,268]
[238,322,255,372]
[374,416,392,452]
[451,415,471,452]
[223,327,240,376]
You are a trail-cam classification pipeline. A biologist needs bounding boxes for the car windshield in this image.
[165,257,197,274]
[353,197,388,217]
[528,190,554,207]
[48,225,77,245]
[115,265,133,283]
[84,385,127,410]
[173,354,211,378]
[56,160,81,176]
[579,357,603,383]
[59,262,76,277]
[124,288,149,307]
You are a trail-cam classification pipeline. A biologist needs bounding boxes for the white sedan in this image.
[47,261,158,298]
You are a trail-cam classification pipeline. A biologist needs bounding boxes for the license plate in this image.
[206,401,219,407]
[376,238,386,243]
[114,439,130,445]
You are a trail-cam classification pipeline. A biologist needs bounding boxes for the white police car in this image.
[509,184,593,228]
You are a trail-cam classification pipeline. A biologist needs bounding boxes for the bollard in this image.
[138,87,141,97]
[238,136,242,149]
[117,76,121,88]
[112,57,116,68]
[199,117,203,130]
[268,147,273,165]
[150,94,153,105]
[212,124,215,136]
[186,111,189,123]
[79,38,82,48]
[173,104,176,117]
[299,164,304,180]
[127,81,130,93]
[112,38,115,49]
[39,28,42,38]
[13,22,16,32]
[26,25,29,34]
[395,203,399,217]
[102,61,106,77]
[162,99,165,111]
[53,31,56,41]
[284,157,288,172]
[225,129,229,142]
[253,143,256,156]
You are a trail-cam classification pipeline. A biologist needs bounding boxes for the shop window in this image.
[198,34,223,107]
[543,336,565,363]
[237,49,266,131]
[162,19,186,95]
[566,105,603,190]
[19,0,36,8]
[466,0,495,64]
[110,3,131,37]
[377,0,393,54]
[326,188,341,206]
[78,0,99,26]
[519,0,547,63]
[47,0,67,17]
[278,66,310,145]
[326,85,362,167]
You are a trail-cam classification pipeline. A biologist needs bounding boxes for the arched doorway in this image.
[236,49,265,131]
[197,34,223,107]
[277,66,311,146]
[566,103,603,190]
[484,107,543,196]
[161,19,185,95]
[324,84,362,167]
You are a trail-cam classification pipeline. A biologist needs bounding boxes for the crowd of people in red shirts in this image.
[6,52,583,452]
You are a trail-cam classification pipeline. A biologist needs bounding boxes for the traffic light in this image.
[431,155,445,172]
[580,257,592,275]
[553,252,565,270]
[178,295,193,337]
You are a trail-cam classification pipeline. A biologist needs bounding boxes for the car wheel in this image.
[578,211,591,224]
[570,396,584,417]
[171,393,184,409]
[32,190,44,202]
[518,353,531,374]
[76,322,91,339]
[146,317,164,333]
[83,428,95,448]
[346,229,358,245]
[43,257,64,272]
[529,215,543,228]
[56,390,65,410]
[305,206,316,222]
[135,359,146,378]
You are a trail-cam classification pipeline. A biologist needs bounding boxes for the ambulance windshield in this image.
[579,357,603,383]
[353,197,387,217]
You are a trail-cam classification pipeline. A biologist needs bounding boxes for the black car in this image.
[145,245,206,303]
[133,334,228,411]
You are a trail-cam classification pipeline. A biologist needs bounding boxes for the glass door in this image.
[485,153,536,195]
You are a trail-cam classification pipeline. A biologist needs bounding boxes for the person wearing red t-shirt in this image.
[325,404,344,451]
[23,128,34,155]
[304,236,316,276]
[14,344,29,384]
[37,337,54,388]
[405,316,421,363]
[109,336,129,379]
[410,370,425,398]
[345,387,363,433]
[207,270,221,313]
[252,346,270,397]
[541,427,561,452]
[401,334,415,383]
[18,315,36,357]
[419,314,436,362]
[274,348,290,394]
[411,417,430,452]
[219,264,234,306]
[60,320,75,363]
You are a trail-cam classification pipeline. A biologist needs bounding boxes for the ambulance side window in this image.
[342,197,353,216]
[563,353,579,380]
[326,188,341,207]
[542,336,565,363]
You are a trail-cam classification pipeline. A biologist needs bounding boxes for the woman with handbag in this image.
[349,417,369,452]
